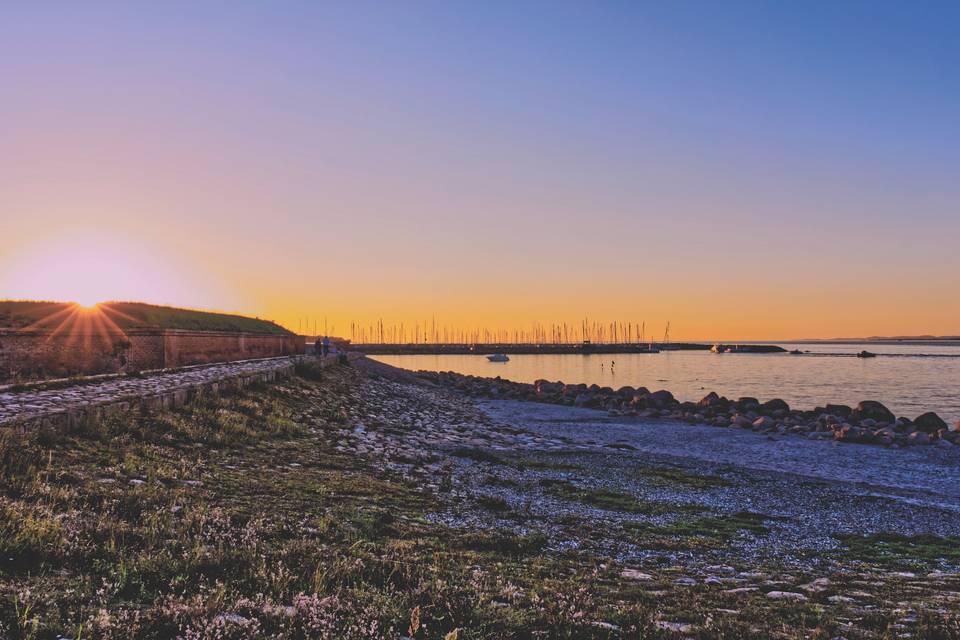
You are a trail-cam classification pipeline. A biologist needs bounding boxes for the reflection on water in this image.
[374,343,960,424]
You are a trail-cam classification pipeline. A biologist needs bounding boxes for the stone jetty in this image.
[419,370,960,450]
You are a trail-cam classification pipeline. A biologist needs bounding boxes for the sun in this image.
[74,297,101,310]
[1,230,241,313]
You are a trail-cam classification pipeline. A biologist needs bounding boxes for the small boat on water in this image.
[856,350,877,358]
[486,353,510,362]
[789,349,803,355]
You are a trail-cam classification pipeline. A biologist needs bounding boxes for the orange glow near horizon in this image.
[2,228,958,341]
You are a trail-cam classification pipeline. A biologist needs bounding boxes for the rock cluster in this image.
[418,371,958,450]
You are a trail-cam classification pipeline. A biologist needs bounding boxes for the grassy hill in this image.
[0,300,293,335]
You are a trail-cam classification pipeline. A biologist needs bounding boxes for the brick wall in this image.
[159,330,303,368]
[0,328,304,383]
[0,329,131,381]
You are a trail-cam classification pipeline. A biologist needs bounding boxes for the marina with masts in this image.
[326,319,786,355]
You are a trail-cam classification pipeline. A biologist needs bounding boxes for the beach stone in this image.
[534,380,564,396]
[829,595,855,604]
[736,397,760,411]
[799,577,831,593]
[766,591,808,601]
[621,569,653,581]
[762,398,790,414]
[752,416,775,430]
[852,401,895,424]
[562,383,587,396]
[825,404,852,417]
[698,391,721,408]
[913,411,948,433]
[648,389,674,408]
[908,431,931,445]
[835,425,867,443]
[573,393,593,407]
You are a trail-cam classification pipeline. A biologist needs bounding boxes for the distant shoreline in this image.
[784,339,960,347]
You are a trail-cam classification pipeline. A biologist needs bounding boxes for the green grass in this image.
[0,299,292,334]
[543,479,705,516]
[451,447,512,466]
[617,511,770,552]
[835,531,960,569]
[634,465,731,489]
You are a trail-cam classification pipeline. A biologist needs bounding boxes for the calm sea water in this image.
[373,344,960,424]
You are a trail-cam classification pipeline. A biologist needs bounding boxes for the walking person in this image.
[314,336,322,356]
[322,335,330,357]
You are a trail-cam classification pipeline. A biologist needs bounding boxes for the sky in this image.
[1,1,958,340]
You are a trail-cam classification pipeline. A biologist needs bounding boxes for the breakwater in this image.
[419,370,959,450]
[352,342,786,355]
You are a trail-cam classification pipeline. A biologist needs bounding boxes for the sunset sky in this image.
[2,2,958,340]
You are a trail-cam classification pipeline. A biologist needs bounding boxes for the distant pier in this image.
[349,343,787,355]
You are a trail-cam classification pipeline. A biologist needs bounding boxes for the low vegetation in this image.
[1,365,958,639]
[543,478,705,516]
[0,300,291,334]
[835,532,960,569]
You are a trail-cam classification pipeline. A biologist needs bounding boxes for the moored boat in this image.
[487,353,510,362]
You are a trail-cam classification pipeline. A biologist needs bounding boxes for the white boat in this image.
[486,353,510,362]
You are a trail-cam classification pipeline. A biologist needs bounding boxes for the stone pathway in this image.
[0,356,307,426]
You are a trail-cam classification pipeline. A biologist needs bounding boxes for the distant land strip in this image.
[350,343,786,355]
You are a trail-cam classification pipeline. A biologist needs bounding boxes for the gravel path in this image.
[0,357,300,425]
[478,399,960,506]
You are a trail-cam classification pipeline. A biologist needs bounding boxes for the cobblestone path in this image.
[0,357,303,426]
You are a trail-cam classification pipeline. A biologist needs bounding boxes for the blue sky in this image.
[2,1,958,338]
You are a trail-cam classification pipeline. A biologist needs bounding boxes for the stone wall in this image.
[0,328,304,383]
[0,329,132,381]
[161,330,302,368]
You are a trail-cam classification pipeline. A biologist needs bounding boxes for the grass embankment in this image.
[0,364,649,639]
[0,300,291,335]
[1,362,958,639]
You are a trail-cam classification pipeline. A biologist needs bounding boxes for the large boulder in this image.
[615,386,637,398]
[752,416,775,431]
[678,401,698,413]
[913,412,948,434]
[573,393,593,407]
[852,401,895,424]
[762,398,790,414]
[736,397,760,411]
[698,391,721,408]
[835,425,869,443]
[629,393,649,408]
[563,383,587,397]
[534,379,564,396]
[824,404,852,418]
[647,389,675,408]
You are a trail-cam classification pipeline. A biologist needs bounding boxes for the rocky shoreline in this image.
[417,370,959,449]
